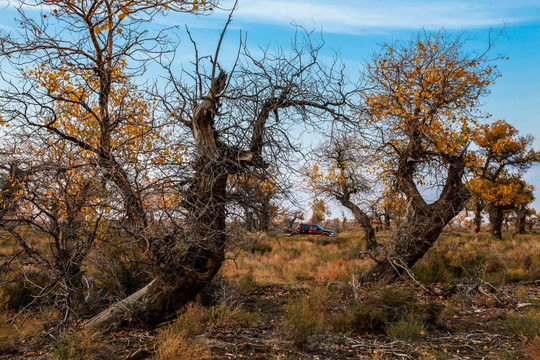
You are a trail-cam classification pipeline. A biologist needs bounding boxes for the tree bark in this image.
[515,206,527,234]
[337,193,378,251]
[383,206,391,230]
[473,200,484,233]
[487,205,504,239]
[85,71,230,329]
[362,158,470,283]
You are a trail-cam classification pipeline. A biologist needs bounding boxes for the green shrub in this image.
[249,242,273,254]
[340,301,388,334]
[238,273,258,292]
[387,312,424,342]
[284,292,326,346]
[379,286,417,308]
[334,285,445,337]
[415,301,445,327]
[413,257,458,284]
[52,331,103,360]
[504,309,540,339]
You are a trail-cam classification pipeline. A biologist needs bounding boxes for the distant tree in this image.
[451,210,470,230]
[526,208,538,232]
[279,208,305,229]
[304,134,378,250]
[469,173,534,238]
[309,198,331,224]
[229,172,279,231]
[469,120,539,233]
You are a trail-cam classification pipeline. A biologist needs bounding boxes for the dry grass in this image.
[525,336,540,360]
[156,329,212,360]
[221,232,374,289]
[0,229,539,359]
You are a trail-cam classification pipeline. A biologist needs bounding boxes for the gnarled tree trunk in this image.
[362,158,470,283]
[473,200,485,233]
[85,165,228,328]
[86,72,230,329]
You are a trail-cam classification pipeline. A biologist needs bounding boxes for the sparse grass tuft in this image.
[204,303,259,327]
[284,289,328,346]
[504,308,540,339]
[51,331,104,360]
[171,302,207,337]
[525,336,540,360]
[156,302,213,360]
[387,312,424,342]
[249,241,273,254]
[238,272,259,292]
[156,329,212,360]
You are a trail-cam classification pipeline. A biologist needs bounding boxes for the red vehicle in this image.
[284,223,336,236]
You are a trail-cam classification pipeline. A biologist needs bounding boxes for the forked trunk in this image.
[362,157,470,283]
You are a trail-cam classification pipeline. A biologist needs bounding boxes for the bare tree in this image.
[228,171,279,231]
[303,134,378,250]
[0,140,108,320]
[0,0,221,327]
[0,1,358,329]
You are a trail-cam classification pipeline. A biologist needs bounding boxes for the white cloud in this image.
[232,0,540,34]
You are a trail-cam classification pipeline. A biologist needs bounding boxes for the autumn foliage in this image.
[1,4,539,357]
[468,120,538,237]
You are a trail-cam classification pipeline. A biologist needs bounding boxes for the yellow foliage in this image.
[468,175,534,207]
[363,31,500,191]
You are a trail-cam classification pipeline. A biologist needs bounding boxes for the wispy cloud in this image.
[231,0,540,34]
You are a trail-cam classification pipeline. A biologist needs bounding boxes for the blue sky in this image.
[1,0,539,211]
[187,0,540,211]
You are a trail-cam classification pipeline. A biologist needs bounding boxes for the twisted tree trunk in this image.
[85,165,228,328]
[86,72,230,329]
[363,158,470,283]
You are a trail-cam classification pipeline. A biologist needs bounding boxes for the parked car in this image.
[284,223,336,236]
